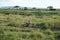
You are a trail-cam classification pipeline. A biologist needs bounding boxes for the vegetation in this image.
[0,9,60,40]
[47,6,56,11]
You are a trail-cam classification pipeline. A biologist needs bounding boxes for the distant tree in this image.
[47,6,53,9]
[47,6,56,11]
[14,6,20,9]
[24,7,28,10]
[32,7,36,9]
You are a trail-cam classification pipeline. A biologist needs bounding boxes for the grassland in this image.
[0,9,60,40]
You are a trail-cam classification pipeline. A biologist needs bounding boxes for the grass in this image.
[0,9,60,40]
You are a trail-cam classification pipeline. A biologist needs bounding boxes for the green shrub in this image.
[5,13,10,15]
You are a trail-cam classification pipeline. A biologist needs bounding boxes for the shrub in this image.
[8,23,16,27]
[5,13,10,15]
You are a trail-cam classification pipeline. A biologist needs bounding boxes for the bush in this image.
[5,13,10,15]
[8,23,16,27]
[50,9,56,11]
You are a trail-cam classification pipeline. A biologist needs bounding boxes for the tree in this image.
[24,7,28,10]
[14,6,20,9]
[32,7,36,9]
[47,6,53,10]
[47,6,56,11]
[47,6,53,9]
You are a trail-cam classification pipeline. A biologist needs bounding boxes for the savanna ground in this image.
[0,9,60,40]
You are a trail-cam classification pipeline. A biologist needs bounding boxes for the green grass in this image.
[0,9,60,40]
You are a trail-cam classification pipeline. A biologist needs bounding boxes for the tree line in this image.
[14,6,56,10]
